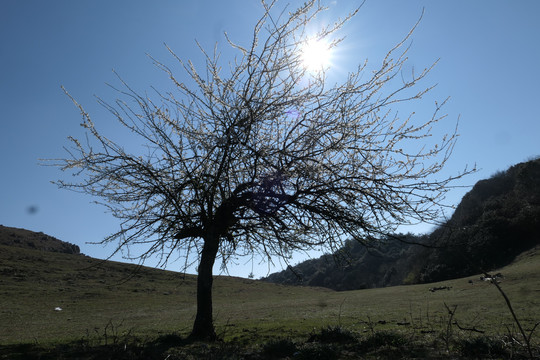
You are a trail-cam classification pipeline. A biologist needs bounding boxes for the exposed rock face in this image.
[0,225,81,254]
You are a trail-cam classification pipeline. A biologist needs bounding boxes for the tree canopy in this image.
[52,0,471,339]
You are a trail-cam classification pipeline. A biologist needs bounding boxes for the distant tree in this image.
[51,0,472,340]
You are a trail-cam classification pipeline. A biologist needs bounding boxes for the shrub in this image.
[295,343,339,360]
[262,338,297,358]
[359,331,408,351]
[307,326,357,344]
[456,336,509,359]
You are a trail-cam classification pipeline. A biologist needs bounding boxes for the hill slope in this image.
[265,157,540,289]
[416,157,540,282]
[0,227,332,344]
[1,226,539,351]
[0,225,81,254]
[263,234,422,290]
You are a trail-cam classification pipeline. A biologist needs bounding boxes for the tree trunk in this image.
[189,232,220,341]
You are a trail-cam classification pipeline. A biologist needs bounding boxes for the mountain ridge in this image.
[264,157,540,290]
[0,225,81,255]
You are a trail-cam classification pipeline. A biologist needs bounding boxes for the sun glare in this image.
[301,38,332,72]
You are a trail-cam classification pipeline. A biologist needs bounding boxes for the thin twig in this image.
[487,274,534,359]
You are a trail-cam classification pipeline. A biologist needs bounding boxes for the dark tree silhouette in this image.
[52,0,472,340]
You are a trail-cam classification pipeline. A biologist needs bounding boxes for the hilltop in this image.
[0,225,81,254]
[265,157,540,290]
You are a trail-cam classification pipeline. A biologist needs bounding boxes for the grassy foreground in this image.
[1,243,539,358]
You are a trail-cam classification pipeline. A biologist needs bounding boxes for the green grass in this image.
[1,243,539,358]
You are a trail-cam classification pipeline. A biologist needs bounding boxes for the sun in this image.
[301,38,332,72]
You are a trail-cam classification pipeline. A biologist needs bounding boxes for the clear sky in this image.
[1,0,539,279]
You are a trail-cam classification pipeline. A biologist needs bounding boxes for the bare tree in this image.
[52,0,472,340]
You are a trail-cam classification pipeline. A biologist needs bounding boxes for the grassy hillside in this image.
[1,232,539,356]
[0,238,333,345]
[0,225,80,254]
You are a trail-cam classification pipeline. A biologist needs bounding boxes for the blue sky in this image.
[1,0,539,279]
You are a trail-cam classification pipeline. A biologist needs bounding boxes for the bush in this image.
[295,343,339,360]
[307,326,357,344]
[456,336,509,358]
[262,338,297,358]
[359,331,408,351]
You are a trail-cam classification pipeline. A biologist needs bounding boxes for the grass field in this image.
[1,243,539,358]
